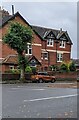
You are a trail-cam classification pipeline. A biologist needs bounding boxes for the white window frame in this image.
[26,43,32,55]
[57,53,63,62]
[41,52,48,60]
[9,65,14,70]
[47,39,54,46]
[59,41,65,48]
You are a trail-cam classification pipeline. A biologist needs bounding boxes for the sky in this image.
[1,1,77,59]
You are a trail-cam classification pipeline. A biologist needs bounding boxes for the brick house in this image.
[0,8,72,73]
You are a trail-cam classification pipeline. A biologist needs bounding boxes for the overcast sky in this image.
[2,2,77,58]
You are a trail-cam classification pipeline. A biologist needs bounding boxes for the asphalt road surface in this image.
[2,83,78,119]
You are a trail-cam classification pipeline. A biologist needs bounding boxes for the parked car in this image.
[31,71,56,83]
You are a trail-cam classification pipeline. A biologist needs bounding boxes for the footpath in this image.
[47,82,78,88]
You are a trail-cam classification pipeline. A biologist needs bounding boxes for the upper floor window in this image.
[26,43,32,55]
[60,41,65,48]
[47,39,54,46]
[57,53,63,62]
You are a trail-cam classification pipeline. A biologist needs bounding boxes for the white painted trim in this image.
[47,49,56,52]
[59,46,65,48]
[57,61,62,63]
[32,43,42,46]
[38,60,42,62]
[57,51,70,54]
[47,45,53,47]
[41,49,70,54]
[0,39,2,41]
[0,58,4,59]
[42,51,48,53]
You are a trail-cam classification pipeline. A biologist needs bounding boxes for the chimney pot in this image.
[60,28,62,33]
[12,5,14,15]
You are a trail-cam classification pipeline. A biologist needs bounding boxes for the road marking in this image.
[30,89,45,91]
[11,88,45,91]
[23,94,78,102]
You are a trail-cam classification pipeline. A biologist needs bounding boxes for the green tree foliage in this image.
[25,66,32,73]
[3,22,33,54]
[3,22,33,80]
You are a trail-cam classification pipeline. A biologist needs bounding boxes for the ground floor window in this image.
[9,65,14,70]
[57,53,63,62]
[41,52,48,60]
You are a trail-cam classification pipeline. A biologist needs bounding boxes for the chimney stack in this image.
[60,28,62,33]
[12,5,14,15]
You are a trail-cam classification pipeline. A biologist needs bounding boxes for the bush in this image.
[60,62,69,72]
[49,65,59,71]
[69,61,76,72]
[25,66,32,73]
[31,67,37,74]
[4,69,20,74]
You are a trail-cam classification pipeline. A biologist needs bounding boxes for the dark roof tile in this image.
[1,11,72,44]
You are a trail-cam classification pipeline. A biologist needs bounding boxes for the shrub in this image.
[4,69,20,74]
[25,66,32,73]
[60,62,69,72]
[49,65,59,71]
[31,67,37,74]
[69,61,76,72]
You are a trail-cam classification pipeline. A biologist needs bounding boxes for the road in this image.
[2,83,78,119]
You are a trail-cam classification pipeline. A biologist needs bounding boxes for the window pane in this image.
[29,49,32,54]
[29,45,32,48]
[47,39,53,46]
[44,53,48,59]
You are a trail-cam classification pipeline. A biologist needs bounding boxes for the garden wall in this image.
[55,72,77,81]
[2,72,77,81]
[2,73,32,81]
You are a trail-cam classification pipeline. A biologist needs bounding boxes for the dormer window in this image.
[47,39,54,46]
[60,41,65,48]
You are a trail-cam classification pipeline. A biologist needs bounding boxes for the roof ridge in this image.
[32,25,65,32]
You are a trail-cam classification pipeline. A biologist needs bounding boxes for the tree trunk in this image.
[18,53,26,82]
[20,68,25,81]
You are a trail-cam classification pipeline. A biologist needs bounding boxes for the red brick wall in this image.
[1,14,72,72]
[32,34,42,61]
[55,72,77,80]
[63,53,70,62]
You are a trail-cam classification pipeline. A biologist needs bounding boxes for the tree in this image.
[3,22,33,81]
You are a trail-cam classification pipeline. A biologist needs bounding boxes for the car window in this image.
[38,72,48,75]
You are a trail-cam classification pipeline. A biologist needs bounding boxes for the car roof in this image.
[38,71,48,74]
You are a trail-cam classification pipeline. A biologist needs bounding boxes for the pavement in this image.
[0,80,78,88]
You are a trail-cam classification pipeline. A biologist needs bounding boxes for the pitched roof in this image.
[32,25,72,44]
[1,12,30,28]
[1,10,72,44]
[2,54,41,65]
[32,25,59,39]
[2,54,18,65]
